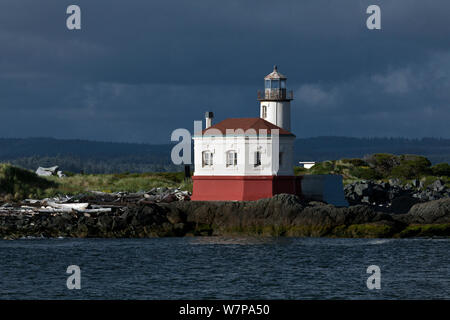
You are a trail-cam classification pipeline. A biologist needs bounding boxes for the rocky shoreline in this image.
[344,178,449,211]
[1,194,449,239]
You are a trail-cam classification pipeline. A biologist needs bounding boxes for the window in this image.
[226,151,237,167]
[281,79,286,89]
[202,151,213,167]
[254,151,261,167]
[265,79,270,89]
[262,105,267,119]
[279,152,283,166]
[271,79,280,89]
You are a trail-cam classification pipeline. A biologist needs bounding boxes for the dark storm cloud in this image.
[0,0,449,142]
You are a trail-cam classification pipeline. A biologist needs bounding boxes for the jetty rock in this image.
[398,198,450,224]
[166,194,402,237]
[1,194,449,239]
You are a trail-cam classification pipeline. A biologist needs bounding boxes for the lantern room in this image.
[260,65,292,101]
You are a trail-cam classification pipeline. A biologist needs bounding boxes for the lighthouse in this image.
[191,66,301,201]
[258,65,293,132]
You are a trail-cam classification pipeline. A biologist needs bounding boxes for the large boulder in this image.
[400,198,450,224]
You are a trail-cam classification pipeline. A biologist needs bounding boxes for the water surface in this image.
[0,237,449,299]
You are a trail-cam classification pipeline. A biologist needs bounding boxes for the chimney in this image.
[205,111,214,129]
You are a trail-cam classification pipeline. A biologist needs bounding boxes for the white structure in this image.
[205,111,214,129]
[299,161,316,169]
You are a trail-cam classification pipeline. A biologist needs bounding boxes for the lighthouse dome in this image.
[264,65,287,80]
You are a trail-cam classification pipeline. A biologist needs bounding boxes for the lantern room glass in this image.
[271,79,280,89]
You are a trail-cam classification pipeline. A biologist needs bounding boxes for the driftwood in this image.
[0,188,191,216]
[45,202,89,210]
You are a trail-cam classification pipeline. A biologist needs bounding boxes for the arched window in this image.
[226,150,237,167]
[262,105,267,119]
[202,151,213,167]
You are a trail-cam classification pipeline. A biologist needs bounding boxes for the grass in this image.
[0,164,192,201]
[46,172,193,196]
[0,164,57,200]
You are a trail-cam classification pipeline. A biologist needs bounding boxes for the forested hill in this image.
[0,138,171,158]
[0,138,176,173]
[0,137,449,173]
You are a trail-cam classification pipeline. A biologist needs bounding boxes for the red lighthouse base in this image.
[191,175,302,201]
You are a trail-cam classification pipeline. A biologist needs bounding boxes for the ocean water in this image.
[0,237,449,299]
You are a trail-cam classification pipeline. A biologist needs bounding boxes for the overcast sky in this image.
[0,0,449,143]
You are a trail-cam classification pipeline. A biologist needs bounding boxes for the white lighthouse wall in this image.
[193,135,294,176]
[260,101,291,131]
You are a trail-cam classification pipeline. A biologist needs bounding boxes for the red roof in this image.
[200,118,295,136]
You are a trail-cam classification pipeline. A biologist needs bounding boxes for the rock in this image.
[166,207,184,224]
[380,182,390,190]
[389,178,401,187]
[97,215,113,230]
[344,178,449,210]
[390,195,420,214]
[1,188,449,239]
[354,182,372,197]
[371,184,389,204]
[430,179,445,192]
[419,180,425,189]
[401,198,450,224]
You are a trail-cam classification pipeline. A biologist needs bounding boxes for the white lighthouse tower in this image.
[258,65,293,132]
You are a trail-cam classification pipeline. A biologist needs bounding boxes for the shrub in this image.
[349,166,381,180]
[294,166,308,175]
[431,163,450,177]
[309,161,335,174]
[391,156,432,179]
[341,158,368,167]
[364,153,399,176]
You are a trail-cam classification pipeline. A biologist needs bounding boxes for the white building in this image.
[191,66,301,201]
[193,117,295,177]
